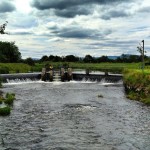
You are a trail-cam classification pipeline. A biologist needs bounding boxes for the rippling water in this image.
[0,80,150,150]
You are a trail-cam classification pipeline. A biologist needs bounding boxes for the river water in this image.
[0,80,150,150]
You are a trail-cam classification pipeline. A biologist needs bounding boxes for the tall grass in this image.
[32,62,141,73]
[0,63,31,73]
[123,69,150,105]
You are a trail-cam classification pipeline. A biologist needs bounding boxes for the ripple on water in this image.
[0,82,150,150]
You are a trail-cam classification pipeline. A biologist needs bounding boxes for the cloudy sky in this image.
[0,0,150,59]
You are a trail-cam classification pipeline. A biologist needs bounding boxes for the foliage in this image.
[31,62,140,73]
[0,21,8,34]
[0,106,11,116]
[123,69,150,105]
[0,77,2,88]
[0,63,31,73]
[0,66,9,74]
[0,41,21,63]
[24,57,35,66]
[65,55,79,62]
[4,93,15,105]
[83,55,94,63]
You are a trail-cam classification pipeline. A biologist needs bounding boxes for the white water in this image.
[4,78,123,86]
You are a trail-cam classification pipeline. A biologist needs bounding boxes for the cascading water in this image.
[0,79,150,150]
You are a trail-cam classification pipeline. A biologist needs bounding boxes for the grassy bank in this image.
[123,69,150,105]
[32,62,141,73]
[0,62,142,73]
[0,63,31,73]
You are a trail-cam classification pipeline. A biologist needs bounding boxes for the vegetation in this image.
[123,69,150,105]
[0,106,11,116]
[31,62,141,73]
[0,41,21,63]
[4,93,15,105]
[0,93,16,116]
[0,21,8,34]
[0,63,31,73]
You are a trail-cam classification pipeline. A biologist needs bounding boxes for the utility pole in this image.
[141,40,144,70]
[137,40,145,71]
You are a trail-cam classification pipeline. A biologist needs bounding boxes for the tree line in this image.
[39,54,149,63]
[0,40,149,65]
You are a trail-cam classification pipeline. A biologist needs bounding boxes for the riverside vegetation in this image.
[123,69,150,105]
[0,92,15,116]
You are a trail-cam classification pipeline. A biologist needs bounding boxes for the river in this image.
[0,80,150,150]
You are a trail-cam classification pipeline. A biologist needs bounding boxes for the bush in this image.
[4,93,15,105]
[0,66,9,74]
[0,106,11,116]
[0,78,2,88]
[123,69,150,105]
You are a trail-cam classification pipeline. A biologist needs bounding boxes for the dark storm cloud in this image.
[50,26,112,39]
[31,0,131,10]
[54,6,92,18]
[31,0,133,18]
[0,1,16,13]
[101,10,129,20]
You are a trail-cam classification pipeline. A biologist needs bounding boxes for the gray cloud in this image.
[11,31,33,35]
[0,1,16,13]
[101,10,129,20]
[138,6,150,13]
[31,0,131,10]
[55,6,92,18]
[50,26,112,39]
[31,0,133,18]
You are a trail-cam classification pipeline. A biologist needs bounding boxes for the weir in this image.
[0,71,122,83]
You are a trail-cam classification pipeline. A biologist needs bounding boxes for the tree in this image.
[49,55,55,61]
[40,55,49,62]
[0,21,8,34]
[65,55,79,62]
[97,55,110,62]
[83,55,94,63]
[0,41,21,63]
[24,57,35,66]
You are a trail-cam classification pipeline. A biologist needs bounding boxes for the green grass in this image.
[0,63,31,73]
[123,69,150,105]
[0,106,11,116]
[0,93,16,116]
[4,93,15,105]
[0,62,142,73]
[32,62,141,73]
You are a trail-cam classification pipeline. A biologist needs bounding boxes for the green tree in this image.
[24,57,35,66]
[40,55,49,62]
[0,21,8,34]
[65,55,79,62]
[83,54,94,63]
[0,41,21,62]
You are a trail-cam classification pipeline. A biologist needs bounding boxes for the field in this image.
[32,62,142,73]
[0,62,149,74]
[0,63,31,73]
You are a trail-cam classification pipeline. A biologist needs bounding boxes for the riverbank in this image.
[123,69,150,105]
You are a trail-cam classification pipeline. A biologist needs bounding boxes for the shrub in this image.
[0,78,2,88]
[0,66,9,74]
[123,69,150,105]
[4,93,15,105]
[0,98,3,104]
[0,106,11,116]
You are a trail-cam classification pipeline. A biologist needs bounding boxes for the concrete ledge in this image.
[73,73,122,82]
[0,73,41,82]
[0,72,123,82]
